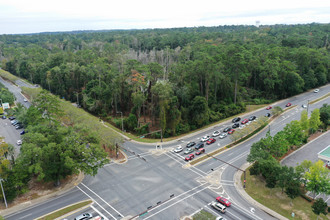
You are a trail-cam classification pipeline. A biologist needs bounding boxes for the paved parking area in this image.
[0,117,22,157]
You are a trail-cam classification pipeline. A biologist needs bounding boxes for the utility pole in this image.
[117,111,124,132]
[0,178,8,208]
[307,100,310,115]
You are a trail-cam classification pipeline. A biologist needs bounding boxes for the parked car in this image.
[186,142,196,148]
[195,142,204,150]
[216,196,231,207]
[1,115,6,119]
[17,140,22,145]
[249,116,256,121]
[185,154,194,161]
[74,212,93,220]
[265,113,271,117]
[302,104,307,108]
[20,130,26,135]
[11,120,18,125]
[212,130,221,137]
[286,102,292,107]
[232,123,239,128]
[195,148,205,155]
[23,98,28,102]
[266,106,272,110]
[241,119,249,124]
[15,124,24,129]
[8,116,15,120]
[210,201,226,213]
[219,133,227,139]
[184,148,194,154]
[223,127,231,133]
[206,138,216,145]
[232,117,241,123]
[228,129,235,134]
[314,89,319,93]
[174,146,183,153]
[201,135,210,142]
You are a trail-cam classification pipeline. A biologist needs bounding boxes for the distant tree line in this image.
[0,23,329,137]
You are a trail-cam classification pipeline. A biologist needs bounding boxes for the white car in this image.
[201,136,210,142]
[302,104,307,108]
[23,98,27,102]
[314,89,319,93]
[212,130,221,137]
[210,201,226,213]
[219,133,227,139]
[17,140,22,145]
[174,145,183,153]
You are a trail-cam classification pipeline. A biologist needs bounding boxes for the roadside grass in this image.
[0,69,19,82]
[310,93,330,104]
[36,200,92,220]
[192,210,217,220]
[242,168,328,220]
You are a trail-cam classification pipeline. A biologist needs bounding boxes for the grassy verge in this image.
[36,200,92,220]
[242,168,328,220]
[192,210,217,220]
[310,93,330,105]
[0,69,19,82]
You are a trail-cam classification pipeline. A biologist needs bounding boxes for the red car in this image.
[266,106,272,110]
[195,148,205,155]
[216,196,231,207]
[286,103,292,107]
[185,154,195,161]
[241,119,249,124]
[206,138,216,145]
[228,129,235,134]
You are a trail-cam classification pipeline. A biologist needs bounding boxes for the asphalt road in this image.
[2,81,330,220]
[0,77,32,108]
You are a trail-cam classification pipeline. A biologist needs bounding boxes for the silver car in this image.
[219,133,227,139]
[74,212,93,220]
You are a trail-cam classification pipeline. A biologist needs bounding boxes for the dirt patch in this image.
[294,210,310,220]
[102,144,126,161]
[307,131,323,141]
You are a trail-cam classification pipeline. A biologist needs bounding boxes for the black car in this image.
[8,116,15,120]
[265,113,271,117]
[223,127,231,132]
[1,115,6,119]
[195,142,204,150]
[232,117,241,123]
[186,142,196,148]
[249,116,256,121]
[232,123,239,128]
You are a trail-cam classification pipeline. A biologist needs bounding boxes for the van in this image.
[210,201,226,213]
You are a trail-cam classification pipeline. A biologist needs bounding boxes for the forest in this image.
[0,23,329,137]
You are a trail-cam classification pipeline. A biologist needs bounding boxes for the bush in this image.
[124,113,138,131]
[134,123,149,135]
[300,194,313,202]
[176,123,190,135]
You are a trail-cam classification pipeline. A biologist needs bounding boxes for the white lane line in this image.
[143,185,209,219]
[18,213,32,219]
[76,185,117,220]
[91,205,109,220]
[80,183,124,217]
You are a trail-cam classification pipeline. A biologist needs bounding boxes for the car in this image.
[266,106,272,110]
[223,127,231,133]
[228,129,235,134]
[74,212,93,220]
[186,142,196,148]
[20,130,26,135]
[206,138,216,145]
[210,201,226,213]
[201,136,210,142]
[90,216,104,220]
[23,98,27,102]
[13,121,21,126]
[185,154,194,161]
[249,116,256,121]
[1,115,6,119]
[17,140,22,145]
[212,130,221,137]
[216,217,225,220]
[302,104,307,108]
[232,123,239,128]
[232,117,241,123]
[241,119,249,124]
[184,148,194,154]
[8,116,15,120]
[174,145,183,153]
[15,124,24,129]
[11,120,18,125]
[216,196,231,207]
[314,89,319,93]
[286,102,292,107]
[195,142,204,150]
[219,133,227,139]
[195,148,205,155]
[265,113,271,117]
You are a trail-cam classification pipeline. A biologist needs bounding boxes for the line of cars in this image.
[210,196,232,218]
[4,116,26,145]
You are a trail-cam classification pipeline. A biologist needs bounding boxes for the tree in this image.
[309,109,321,134]
[283,120,305,147]
[300,110,309,134]
[312,198,328,220]
[189,96,209,127]
[319,103,330,127]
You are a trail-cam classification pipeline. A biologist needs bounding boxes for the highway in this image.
[2,78,330,220]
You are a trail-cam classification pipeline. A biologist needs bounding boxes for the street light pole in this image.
[0,178,8,208]
[117,111,124,132]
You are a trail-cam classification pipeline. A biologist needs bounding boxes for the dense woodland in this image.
[0,23,329,137]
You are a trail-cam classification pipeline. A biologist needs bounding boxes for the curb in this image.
[234,163,289,220]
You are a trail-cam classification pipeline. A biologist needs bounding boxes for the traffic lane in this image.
[0,77,31,108]
[0,117,21,156]
[281,131,330,167]
[5,188,87,220]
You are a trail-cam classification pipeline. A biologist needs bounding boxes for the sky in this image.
[0,0,329,34]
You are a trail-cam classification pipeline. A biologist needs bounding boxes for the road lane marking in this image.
[18,213,32,219]
[80,183,124,217]
[91,205,109,220]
